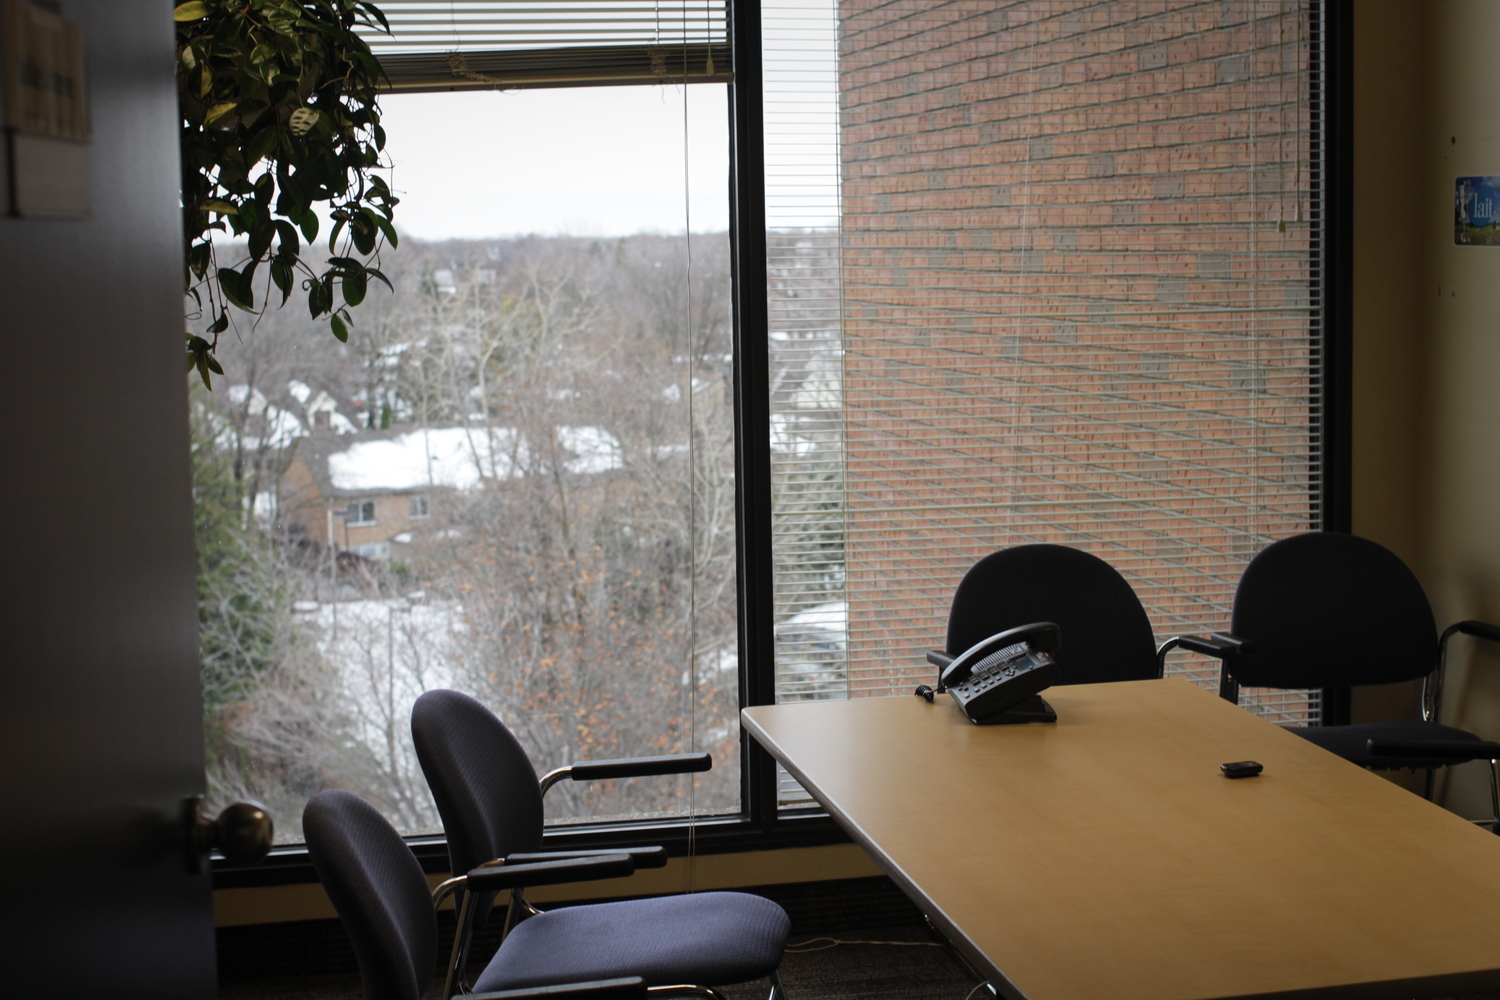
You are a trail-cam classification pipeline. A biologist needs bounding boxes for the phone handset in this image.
[921,622,1062,725]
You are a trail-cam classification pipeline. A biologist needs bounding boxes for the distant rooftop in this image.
[324,425,623,494]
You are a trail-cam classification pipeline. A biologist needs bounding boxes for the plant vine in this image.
[175,0,397,388]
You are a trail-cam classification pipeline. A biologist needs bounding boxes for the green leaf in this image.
[173,2,211,20]
[350,213,376,255]
[288,107,320,136]
[219,267,254,311]
[358,2,391,33]
[327,216,346,253]
[364,206,397,248]
[273,220,300,253]
[188,242,212,279]
[270,258,293,305]
[204,102,238,125]
[201,198,238,215]
[365,267,392,293]
[208,309,229,334]
[307,279,329,318]
[248,221,274,261]
[297,209,319,244]
[342,266,367,306]
[330,312,349,342]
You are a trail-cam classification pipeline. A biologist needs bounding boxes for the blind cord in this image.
[681,0,697,895]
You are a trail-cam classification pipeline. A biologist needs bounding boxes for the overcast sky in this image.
[377,84,732,241]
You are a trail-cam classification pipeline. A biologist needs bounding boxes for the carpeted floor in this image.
[218,923,982,1000]
[215,875,1500,1000]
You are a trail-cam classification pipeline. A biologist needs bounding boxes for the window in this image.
[191,0,1343,855]
[765,0,1333,809]
[344,500,377,526]
[194,2,736,843]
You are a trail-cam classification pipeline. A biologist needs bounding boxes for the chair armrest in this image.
[926,649,954,670]
[540,753,711,794]
[504,846,669,870]
[571,752,712,781]
[1450,620,1500,644]
[465,853,635,892]
[1431,621,1500,722]
[472,978,646,1000]
[1158,632,1256,660]
[1155,632,1255,684]
[1367,739,1500,762]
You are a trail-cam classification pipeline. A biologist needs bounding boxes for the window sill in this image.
[212,810,851,889]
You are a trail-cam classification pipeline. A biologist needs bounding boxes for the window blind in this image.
[764,0,848,807]
[767,0,1326,775]
[362,1,731,91]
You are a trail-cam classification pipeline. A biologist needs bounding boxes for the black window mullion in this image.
[727,0,778,831]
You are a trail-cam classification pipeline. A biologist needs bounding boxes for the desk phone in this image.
[920,622,1061,725]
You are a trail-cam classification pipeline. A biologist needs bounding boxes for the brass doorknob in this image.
[183,797,274,872]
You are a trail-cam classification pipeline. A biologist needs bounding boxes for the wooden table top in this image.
[742,679,1500,1000]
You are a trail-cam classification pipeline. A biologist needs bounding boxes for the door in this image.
[0,1,217,996]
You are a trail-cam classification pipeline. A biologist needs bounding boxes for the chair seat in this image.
[1286,718,1489,769]
[474,891,790,993]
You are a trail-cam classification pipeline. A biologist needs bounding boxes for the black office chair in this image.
[1166,531,1500,829]
[930,543,1162,682]
[304,788,651,1000]
[411,689,791,1000]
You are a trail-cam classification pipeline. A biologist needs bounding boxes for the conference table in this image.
[741,678,1500,1000]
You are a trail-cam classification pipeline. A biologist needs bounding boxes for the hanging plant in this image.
[175,0,398,388]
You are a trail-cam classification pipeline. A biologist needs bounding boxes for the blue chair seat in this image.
[1287,718,1488,770]
[475,892,790,993]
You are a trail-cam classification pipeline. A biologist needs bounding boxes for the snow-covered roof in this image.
[225,385,305,449]
[325,425,623,493]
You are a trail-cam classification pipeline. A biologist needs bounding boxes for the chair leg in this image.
[645,987,728,1000]
[443,890,476,1000]
[766,968,788,1000]
[1424,767,1436,801]
[1489,759,1499,835]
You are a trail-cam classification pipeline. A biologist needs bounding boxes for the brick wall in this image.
[835,0,1318,717]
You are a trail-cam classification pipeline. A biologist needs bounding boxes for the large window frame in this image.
[214,0,1351,889]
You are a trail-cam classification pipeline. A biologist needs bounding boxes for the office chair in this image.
[411,689,791,1000]
[929,543,1162,683]
[304,788,651,1000]
[1166,531,1500,830]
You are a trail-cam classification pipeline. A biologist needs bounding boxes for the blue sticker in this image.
[1456,176,1500,245]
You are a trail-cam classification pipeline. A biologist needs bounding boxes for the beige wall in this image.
[1349,0,1427,733]
[1354,0,1500,818]
[1414,0,1500,818]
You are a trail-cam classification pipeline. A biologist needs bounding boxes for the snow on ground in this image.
[293,597,465,792]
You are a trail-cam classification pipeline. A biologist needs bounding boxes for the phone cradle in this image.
[971,694,1057,726]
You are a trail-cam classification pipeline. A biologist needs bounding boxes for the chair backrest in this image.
[1229,532,1438,690]
[946,544,1159,685]
[304,790,436,1000]
[411,688,545,883]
